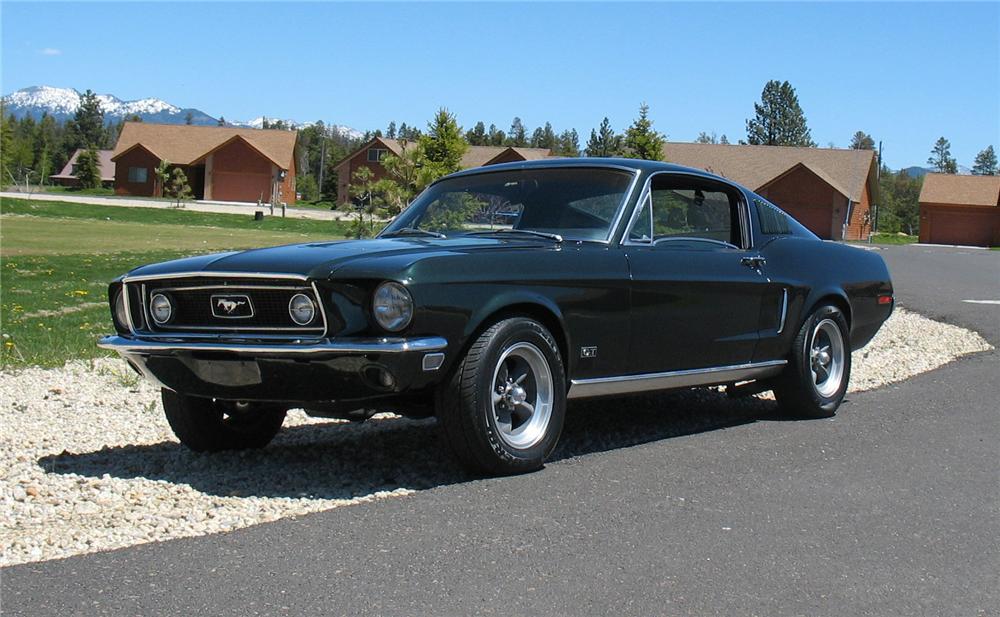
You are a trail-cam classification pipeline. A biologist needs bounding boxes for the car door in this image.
[623,173,768,374]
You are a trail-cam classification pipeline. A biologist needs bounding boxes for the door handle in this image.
[741,255,766,269]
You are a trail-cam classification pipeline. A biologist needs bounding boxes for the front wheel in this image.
[436,317,566,475]
[162,389,287,452]
[773,304,851,419]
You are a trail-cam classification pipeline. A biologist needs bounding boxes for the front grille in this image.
[129,278,326,335]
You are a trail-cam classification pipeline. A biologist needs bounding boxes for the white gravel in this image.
[0,307,991,567]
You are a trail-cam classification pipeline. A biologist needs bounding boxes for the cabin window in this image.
[626,174,744,248]
[128,167,148,183]
[367,148,388,162]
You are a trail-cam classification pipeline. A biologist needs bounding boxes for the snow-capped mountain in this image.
[2,86,363,139]
[234,116,364,140]
[2,86,217,125]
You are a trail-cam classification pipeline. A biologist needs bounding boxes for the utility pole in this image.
[317,129,327,197]
[873,140,883,239]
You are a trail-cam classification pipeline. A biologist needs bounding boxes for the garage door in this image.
[780,204,832,239]
[213,171,273,204]
[929,207,996,247]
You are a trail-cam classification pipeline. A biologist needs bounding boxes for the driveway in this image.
[1,244,997,617]
[877,244,1000,345]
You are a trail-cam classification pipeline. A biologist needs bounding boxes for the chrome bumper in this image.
[97,335,449,356]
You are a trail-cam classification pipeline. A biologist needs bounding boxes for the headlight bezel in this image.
[372,281,414,333]
[149,292,174,325]
[288,293,317,326]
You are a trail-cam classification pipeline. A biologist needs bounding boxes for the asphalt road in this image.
[3,244,998,617]
[877,244,1000,345]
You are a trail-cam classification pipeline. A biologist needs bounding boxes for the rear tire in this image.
[436,317,566,475]
[773,304,851,419]
[162,389,287,452]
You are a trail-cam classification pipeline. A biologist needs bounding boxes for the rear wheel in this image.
[436,317,566,475]
[162,389,287,452]
[773,304,851,418]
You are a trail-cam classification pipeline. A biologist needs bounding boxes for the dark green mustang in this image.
[101,158,893,474]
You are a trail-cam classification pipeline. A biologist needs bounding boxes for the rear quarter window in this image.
[754,199,791,235]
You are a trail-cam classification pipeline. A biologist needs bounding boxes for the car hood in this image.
[124,236,560,280]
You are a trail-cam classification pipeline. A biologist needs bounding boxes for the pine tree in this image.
[623,104,665,160]
[695,131,718,144]
[556,129,580,157]
[169,167,192,207]
[386,121,397,139]
[466,121,487,146]
[530,122,557,149]
[67,89,105,151]
[0,112,15,184]
[927,137,958,173]
[971,145,997,175]
[420,107,468,175]
[585,117,622,157]
[75,146,102,189]
[506,117,527,147]
[719,134,730,145]
[850,131,875,150]
[745,80,815,147]
[217,117,226,127]
[184,112,194,125]
[488,124,505,146]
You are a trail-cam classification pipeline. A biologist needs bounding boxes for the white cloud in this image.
[39,48,61,56]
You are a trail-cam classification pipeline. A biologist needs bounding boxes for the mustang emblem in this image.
[217,299,245,313]
[210,294,253,318]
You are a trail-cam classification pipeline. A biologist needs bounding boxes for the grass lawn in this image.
[869,232,918,245]
[0,198,352,368]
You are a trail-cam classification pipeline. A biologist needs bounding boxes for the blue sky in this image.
[2,1,997,169]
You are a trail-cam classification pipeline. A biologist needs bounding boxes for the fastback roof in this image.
[112,122,297,169]
[919,173,1000,207]
[662,142,876,203]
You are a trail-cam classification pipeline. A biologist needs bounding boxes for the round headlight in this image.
[149,293,173,325]
[288,293,317,326]
[372,282,413,332]
[113,290,130,329]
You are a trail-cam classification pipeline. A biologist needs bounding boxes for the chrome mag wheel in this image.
[810,318,846,398]
[490,342,554,449]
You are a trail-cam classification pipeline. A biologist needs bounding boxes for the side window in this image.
[629,193,653,241]
[633,175,741,247]
[754,198,791,235]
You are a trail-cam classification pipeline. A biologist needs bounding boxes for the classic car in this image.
[100,158,894,475]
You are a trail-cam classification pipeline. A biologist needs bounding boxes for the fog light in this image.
[288,293,316,325]
[378,369,395,388]
[149,293,173,325]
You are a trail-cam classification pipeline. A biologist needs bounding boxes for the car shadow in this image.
[37,389,804,501]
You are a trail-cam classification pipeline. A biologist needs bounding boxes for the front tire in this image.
[436,317,566,475]
[162,389,287,452]
[773,304,851,418]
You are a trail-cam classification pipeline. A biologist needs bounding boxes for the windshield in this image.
[381,167,636,242]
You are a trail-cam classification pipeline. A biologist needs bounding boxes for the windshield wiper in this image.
[466,229,563,243]
[382,227,447,239]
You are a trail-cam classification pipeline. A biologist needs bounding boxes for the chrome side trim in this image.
[567,360,787,399]
[98,335,448,356]
[776,288,789,335]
